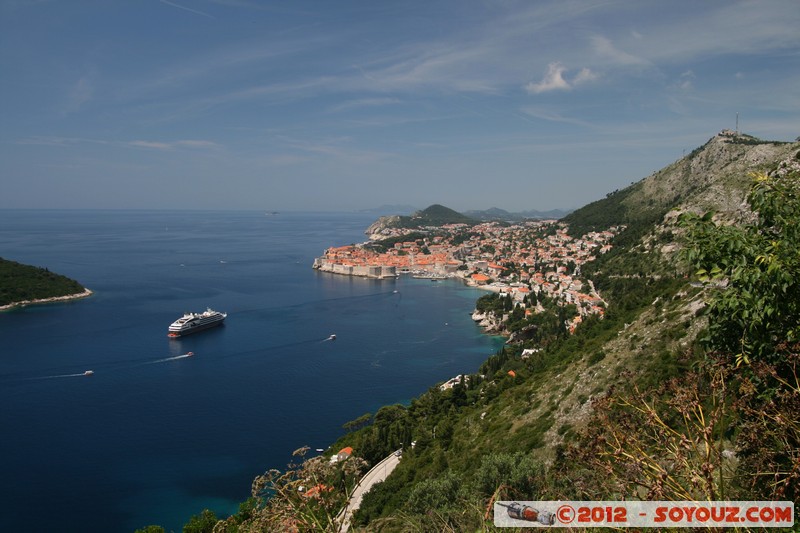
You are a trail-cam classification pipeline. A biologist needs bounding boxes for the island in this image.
[0,257,91,311]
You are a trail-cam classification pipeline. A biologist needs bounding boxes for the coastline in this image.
[314,260,507,294]
[1,210,511,533]
[0,288,93,312]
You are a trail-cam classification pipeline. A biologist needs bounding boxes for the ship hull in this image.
[167,308,227,337]
[168,319,225,337]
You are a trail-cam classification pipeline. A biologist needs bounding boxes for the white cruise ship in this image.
[168,308,226,337]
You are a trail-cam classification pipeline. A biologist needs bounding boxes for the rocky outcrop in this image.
[365,215,402,239]
[471,310,504,334]
[641,132,798,220]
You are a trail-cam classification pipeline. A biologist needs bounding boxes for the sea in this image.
[0,210,504,533]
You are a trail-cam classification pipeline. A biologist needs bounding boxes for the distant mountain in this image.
[365,204,477,237]
[465,207,573,221]
[409,204,476,226]
[520,208,573,219]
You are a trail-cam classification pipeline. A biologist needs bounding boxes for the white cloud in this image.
[525,63,598,94]
[525,62,570,94]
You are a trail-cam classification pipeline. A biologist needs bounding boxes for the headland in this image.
[0,257,91,311]
[0,288,93,311]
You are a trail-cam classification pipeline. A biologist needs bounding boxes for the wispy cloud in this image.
[175,140,220,149]
[675,70,695,91]
[327,97,401,114]
[593,3,800,66]
[16,136,220,152]
[520,106,594,128]
[353,41,510,95]
[273,135,391,164]
[116,32,333,105]
[590,36,649,67]
[129,140,173,150]
[158,0,213,19]
[62,76,94,114]
[129,139,221,151]
[573,67,599,86]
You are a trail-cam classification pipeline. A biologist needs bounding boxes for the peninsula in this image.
[0,257,91,311]
[313,209,622,333]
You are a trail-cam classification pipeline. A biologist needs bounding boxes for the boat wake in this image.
[29,370,94,380]
[145,352,195,365]
[11,353,195,383]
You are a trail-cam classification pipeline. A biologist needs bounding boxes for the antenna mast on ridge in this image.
[736,112,739,135]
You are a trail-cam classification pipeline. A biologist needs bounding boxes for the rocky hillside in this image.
[563,130,798,237]
[490,131,799,454]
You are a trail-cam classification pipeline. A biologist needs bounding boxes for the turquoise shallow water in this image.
[0,210,503,532]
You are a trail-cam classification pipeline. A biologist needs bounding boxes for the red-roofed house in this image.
[337,447,353,462]
[471,273,491,285]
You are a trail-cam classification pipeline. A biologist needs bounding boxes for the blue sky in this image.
[2,0,798,212]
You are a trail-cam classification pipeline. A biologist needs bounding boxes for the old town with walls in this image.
[313,219,624,334]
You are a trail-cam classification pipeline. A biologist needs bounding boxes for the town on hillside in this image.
[313,219,624,334]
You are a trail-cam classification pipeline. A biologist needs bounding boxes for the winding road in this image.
[336,450,402,532]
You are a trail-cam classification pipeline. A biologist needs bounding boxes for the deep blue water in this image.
[0,210,503,533]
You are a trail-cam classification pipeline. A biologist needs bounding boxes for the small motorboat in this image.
[328,334,336,341]
[83,370,94,376]
[186,352,194,357]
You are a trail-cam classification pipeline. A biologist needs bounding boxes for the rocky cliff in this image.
[365,215,403,239]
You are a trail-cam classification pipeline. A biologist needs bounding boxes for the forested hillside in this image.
[0,258,86,307]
